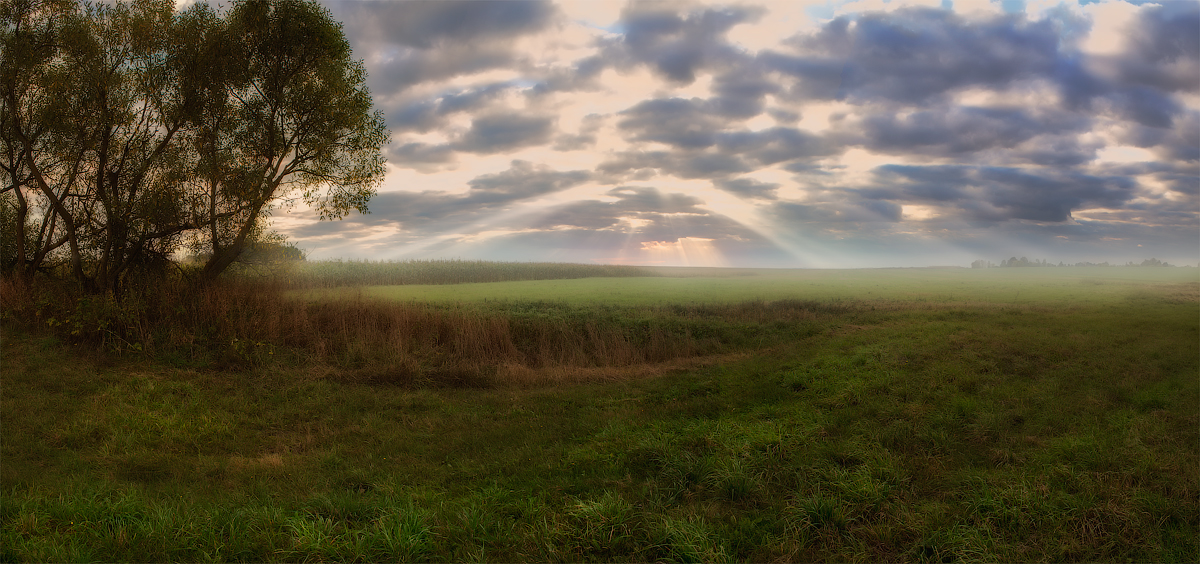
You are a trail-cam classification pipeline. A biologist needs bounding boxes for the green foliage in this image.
[0,191,37,273]
[0,0,386,291]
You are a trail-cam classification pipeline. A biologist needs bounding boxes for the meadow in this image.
[337,265,1199,306]
[2,263,1197,562]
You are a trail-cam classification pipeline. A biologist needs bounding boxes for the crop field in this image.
[2,265,1198,562]
[333,266,1199,306]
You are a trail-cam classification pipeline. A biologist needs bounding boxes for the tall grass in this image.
[0,274,832,384]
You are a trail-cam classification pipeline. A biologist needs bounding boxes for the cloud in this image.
[618,97,726,149]
[524,186,716,231]
[330,0,555,49]
[595,150,752,182]
[712,177,780,200]
[283,1,1198,267]
[1115,109,1200,163]
[709,66,780,118]
[716,127,832,165]
[552,113,605,151]
[1108,2,1200,94]
[326,0,557,93]
[296,160,591,236]
[387,112,557,167]
[387,82,516,133]
[466,160,591,200]
[852,106,1090,158]
[771,199,903,224]
[858,165,1140,223]
[457,113,557,153]
[611,3,764,84]
[768,8,1062,104]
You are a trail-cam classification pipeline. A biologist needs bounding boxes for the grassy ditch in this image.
[1,275,839,379]
[2,269,1197,561]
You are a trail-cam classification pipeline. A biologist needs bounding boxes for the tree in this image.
[0,0,386,291]
[189,0,386,283]
[1,0,87,281]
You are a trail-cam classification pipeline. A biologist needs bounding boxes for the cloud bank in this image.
[276,0,1199,267]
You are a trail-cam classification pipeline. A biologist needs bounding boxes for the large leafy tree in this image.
[192,0,387,282]
[0,0,386,291]
[1,0,87,282]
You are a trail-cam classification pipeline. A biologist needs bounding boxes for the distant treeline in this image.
[278,259,659,288]
[972,257,1184,268]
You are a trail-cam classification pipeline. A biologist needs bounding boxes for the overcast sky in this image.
[261,0,1196,267]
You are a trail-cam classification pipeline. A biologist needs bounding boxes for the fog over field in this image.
[187,0,1200,268]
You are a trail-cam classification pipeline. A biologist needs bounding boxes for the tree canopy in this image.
[1,0,387,291]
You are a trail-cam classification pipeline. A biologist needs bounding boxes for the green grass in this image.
[272,259,658,288]
[3,267,1198,561]
[329,266,1199,307]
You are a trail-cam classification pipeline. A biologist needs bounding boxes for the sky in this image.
[251,0,1197,267]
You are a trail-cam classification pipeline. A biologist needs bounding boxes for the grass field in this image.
[3,266,1198,561]
[339,266,1200,306]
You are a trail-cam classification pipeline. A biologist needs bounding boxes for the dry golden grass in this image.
[0,275,830,385]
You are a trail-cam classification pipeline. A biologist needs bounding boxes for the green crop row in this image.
[259,259,658,289]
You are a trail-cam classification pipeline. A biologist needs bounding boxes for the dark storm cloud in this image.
[1050,5,1196,129]
[597,123,834,182]
[859,165,1140,223]
[771,200,902,223]
[1092,161,1199,208]
[466,160,591,201]
[386,112,556,167]
[709,66,780,118]
[1109,85,1182,129]
[1116,109,1200,163]
[855,165,971,202]
[457,113,556,153]
[757,51,847,100]
[611,4,764,84]
[766,8,1061,104]
[366,45,515,95]
[614,94,831,173]
[1109,2,1200,94]
[324,0,556,93]
[1007,135,1099,167]
[716,127,832,166]
[327,0,555,49]
[387,83,515,133]
[854,107,1089,157]
[385,142,456,172]
[763,5,1189,135]
[618,98,725,149]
